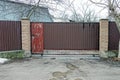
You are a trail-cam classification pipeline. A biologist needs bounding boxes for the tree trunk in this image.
[114,16,120,58]
[118,39,120,58]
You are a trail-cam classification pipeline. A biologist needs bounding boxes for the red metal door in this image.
[31,23,43,54]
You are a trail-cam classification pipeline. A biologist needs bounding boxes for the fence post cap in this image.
[100,19,108,21]
[21,17,29,20]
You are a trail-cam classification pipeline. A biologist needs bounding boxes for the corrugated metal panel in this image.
[0,21,21,51]
[42,22,99,50]
[109,22,120,50]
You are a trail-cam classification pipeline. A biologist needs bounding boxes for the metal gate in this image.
[31,23,43,54]
[43,22,99,50]
[31,22,99,54]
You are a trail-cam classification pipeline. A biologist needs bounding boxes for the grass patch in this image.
[0,50,24,59]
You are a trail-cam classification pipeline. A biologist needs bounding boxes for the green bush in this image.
[106,50,118,58]
[0,50,24,59]
[111,50,118,56]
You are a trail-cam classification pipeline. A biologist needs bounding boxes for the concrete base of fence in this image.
[43,50,99,55]
[99,51,108,58]
[24,51,31,57]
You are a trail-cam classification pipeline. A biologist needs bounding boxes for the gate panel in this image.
[31,23,43,54]
[43,22,99,50]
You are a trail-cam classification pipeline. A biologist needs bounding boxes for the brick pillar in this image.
[99,19,109,51]
[21,18,31,57]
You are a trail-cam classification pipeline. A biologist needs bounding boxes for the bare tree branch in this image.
[26,0,41,18]
[89,0,120,31]
[69,2,99,22]
[89,0,108,6]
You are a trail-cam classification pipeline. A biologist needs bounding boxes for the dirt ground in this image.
[0,55,120,80]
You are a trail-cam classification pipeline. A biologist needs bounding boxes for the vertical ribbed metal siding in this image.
[109,22,120,50]
[43,22,99,50]
[0,21,21,51]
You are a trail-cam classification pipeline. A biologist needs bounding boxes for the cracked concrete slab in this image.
[0,55,120,80]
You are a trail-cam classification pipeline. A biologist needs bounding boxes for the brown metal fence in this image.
[109,22,120,50]
[43,22,99,50]
[0,21,21,51]
[0,21,118,51]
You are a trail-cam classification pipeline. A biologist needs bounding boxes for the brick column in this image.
[21,18,31,57]
[99,19,108,51]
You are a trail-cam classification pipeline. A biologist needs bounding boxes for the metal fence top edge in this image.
[0,20,21,22]
[31,21,116,23]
